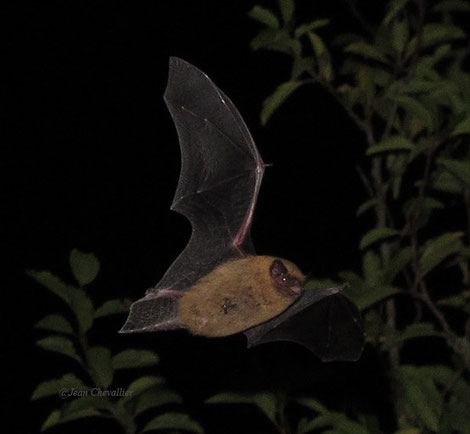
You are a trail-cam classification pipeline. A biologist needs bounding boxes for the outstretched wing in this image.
[244,287,365,361]
[157,57,264,292]
[120,58,264,333]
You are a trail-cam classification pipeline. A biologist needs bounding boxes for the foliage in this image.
[204,0,470,432]
[29,249,203,433]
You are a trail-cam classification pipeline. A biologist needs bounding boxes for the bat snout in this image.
[289,282,303,295]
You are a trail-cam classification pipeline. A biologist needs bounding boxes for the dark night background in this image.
[4,1,386,433]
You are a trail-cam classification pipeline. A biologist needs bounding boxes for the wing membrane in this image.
[156,57,264,291]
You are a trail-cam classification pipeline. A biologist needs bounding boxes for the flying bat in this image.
[120,57,365,362]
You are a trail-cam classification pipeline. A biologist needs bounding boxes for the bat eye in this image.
[270,259,303,298]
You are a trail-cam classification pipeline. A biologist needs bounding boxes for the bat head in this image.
[269,259,305,298]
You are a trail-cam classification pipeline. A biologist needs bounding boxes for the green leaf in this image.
[392,20,408,55]
[356,199,377,217]
[112,349,159,370]
[420,232,464,276]
[357,66,375,106]
[414,47,449,79]
[250,28,301,54]
[65,395,113,413]
[296,397,328,413]
[433,170,463,194]
[403,196,444,230]
[367,136,414,155]
[308,32,332,81]
[37,336,81,363]
[391,95,435,132]
[337,83,361,109]
[382,322,442,350]
[421,23,466,48]
[250,28,278,50]
[35,314,74,335]
[359,227,399,250]
[41,410,61,431]
[126,376,164,399]
[295,19,329,38]
[26,270,75,305]
[345,284,400,311]
[32,374,87,400]
[452,116,470,135]
[261,81,302,125]
[296,398,368,434]
[94,299,130,318]
[344,41,388,63]
[87,347,113,388]
[331,417,369,434]
[387,154,407,199]
[363,250,381,286]
[142,412,204,433]
[133,388,182,415]
[206,391,277,424]
[297,415,332,434]
[278,0,294,24]
[394,429,424,434]
[70,290,94,333]
[438,290,470,313]
[444,395,470,433]
[439,159,470,188]
[383,0,410,25]
[403,78,437,94]
[40,408,101,432]
[383,246,413,283]
[291,56,315,79]
[69,249,100,286]
[433,0,470,12]
[398,365,443,431]
[248,6,279,28]
[338,270,365,292]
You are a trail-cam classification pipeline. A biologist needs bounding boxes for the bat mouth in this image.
[287,283,303,295]
[280,280,303,298]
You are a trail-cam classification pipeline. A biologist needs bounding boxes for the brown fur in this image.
[178,255,305,337]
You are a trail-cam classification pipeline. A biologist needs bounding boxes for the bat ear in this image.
[120,294,183,333]
[270,259,288,277]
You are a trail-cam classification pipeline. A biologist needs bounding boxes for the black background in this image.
[4,1,388,433]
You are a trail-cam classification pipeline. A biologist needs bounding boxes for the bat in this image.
[120,57,365,362]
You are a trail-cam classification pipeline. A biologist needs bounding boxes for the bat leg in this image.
[146,288,184,298]
[119,290,184,333]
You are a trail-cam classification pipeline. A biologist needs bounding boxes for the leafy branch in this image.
[29,249,203,434]
[248,0,470,432]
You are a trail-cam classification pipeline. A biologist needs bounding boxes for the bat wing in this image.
[244,287,365,361]
[121,58,264,333]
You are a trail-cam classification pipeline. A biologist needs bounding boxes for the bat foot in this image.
[146,287,184,298]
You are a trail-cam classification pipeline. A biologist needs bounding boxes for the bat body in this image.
[121,57,365,361]
[179,256,304,337]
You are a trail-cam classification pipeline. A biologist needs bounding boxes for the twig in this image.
[77,328,136,434]
[277,392,291,434]
[317,78,370,136]
[355,165,374,197]
[342,0,375,36]
[465,188,470,246]
[416,283,470,371]
[442,366,465,399]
